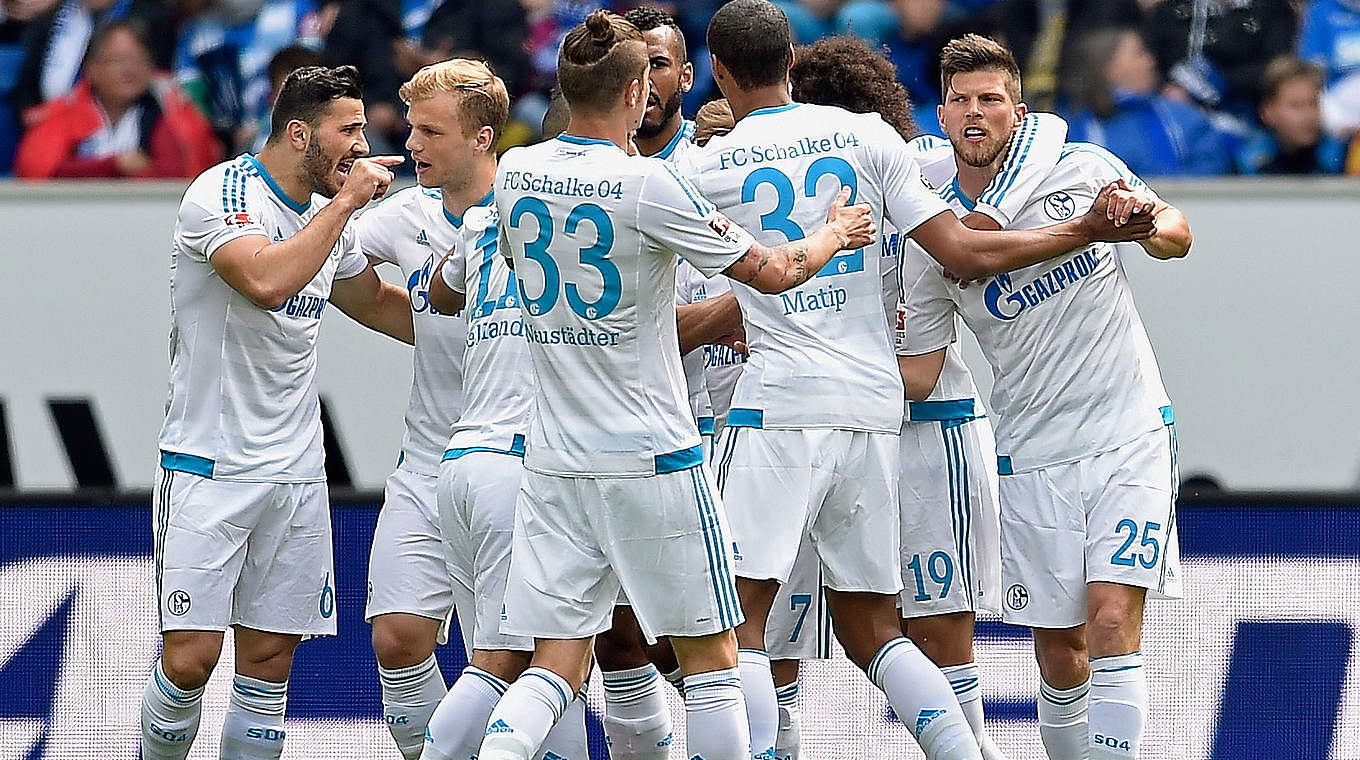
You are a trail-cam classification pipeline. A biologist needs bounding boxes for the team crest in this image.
[1043,191,1076,220]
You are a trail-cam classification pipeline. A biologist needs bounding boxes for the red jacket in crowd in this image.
[15,76,222,179]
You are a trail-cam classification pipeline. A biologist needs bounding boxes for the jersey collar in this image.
[556,133,617,148]
[948,175,977,211]
[243,154,310,215]
[745,102,800,118]
[652,119,694,160]
[444,190,494,229]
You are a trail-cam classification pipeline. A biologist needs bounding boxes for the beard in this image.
[955,132,1011,169]
[301,138,339,198]
[636,88,683,139]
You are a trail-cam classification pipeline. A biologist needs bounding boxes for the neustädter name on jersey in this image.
[354,185,468,475]
[917,142,1173,472]
[495,135,754,477]
[679,103,949,433]
[160,155,369,482]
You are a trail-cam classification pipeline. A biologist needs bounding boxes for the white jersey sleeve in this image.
[334,217,370,280]
[175,184,269,261]
[895,240,957,357]
[971,112,1068,228]
[438,236,468,294]
[639,162,755,277]
[869,122,951,234]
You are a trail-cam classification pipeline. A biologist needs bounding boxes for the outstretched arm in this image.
[678,292,742,354]
[330,264,415,344]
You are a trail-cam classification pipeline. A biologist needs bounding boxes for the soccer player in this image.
[144,66,412,760]
[393,58,589,760]
[350,59,490,757]
[686,3,1158,759]
[791,34,1069,760]
[899,35,1192,760]
[477,11,877,760]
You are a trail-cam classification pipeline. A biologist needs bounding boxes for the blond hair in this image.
[694,98,734,146]
[400,58,510,139]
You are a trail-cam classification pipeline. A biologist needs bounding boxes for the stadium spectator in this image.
[1237,57,1345,174]
[1299,0,1360,85]
[1143,0,1298,115]
[15,19,221,178]
[773,0,843,43]
[1299,0,1360,137]
[11,0,172,116]
[0,0,61,174]
[173,0,330,152]
[837,0,952,134]
[1063,27,1233,176]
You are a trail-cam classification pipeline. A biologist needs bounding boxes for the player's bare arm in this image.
[908,183,1155,281]
[898,348,949,401]
[723,187,877,293]
[428,251,467,315]
[210,156,402,309]
[677,291,741,354]
[330,264,415,344]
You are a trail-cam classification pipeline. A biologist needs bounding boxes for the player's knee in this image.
[1034,630,1088,686]
[594,623,649,671]
[371,620,427,668]
[161,644,220,690]
[1086,602,1141,653]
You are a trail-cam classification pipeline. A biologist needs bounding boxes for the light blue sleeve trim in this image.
[725,408,765,428]
[907,398,976,421]
[655,444,705,474]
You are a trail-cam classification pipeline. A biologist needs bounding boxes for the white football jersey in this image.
[159,155,369,482]
[354,186,468,475]
[436,196,536,455]
[891,113,1071,423]
[495,134,755,477]
[679,102,949,433]
[907,141,1172,473]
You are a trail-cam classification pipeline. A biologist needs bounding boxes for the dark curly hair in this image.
[790,35,917,141]
[624,6,687,63]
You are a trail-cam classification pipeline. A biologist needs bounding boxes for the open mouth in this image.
[413,159,432,173]
[336,159,355,176]
[963,126,987,141]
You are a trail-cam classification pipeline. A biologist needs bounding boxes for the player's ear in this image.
[681,60,694,93]
[286,119,309,151]
[936,103,945,133]
[1014,102,1028,126]
[476,125,495,153]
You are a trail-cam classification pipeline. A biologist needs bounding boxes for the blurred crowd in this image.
[4,0,1360,179]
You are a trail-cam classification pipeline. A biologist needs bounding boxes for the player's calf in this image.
[829,591,982,760]
[1086,583,1149,759]
[1034,626,1091,760]
[372,613,446,760]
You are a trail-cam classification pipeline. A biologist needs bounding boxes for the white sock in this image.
[1089,653,1146,759]
[601,664,673,759]
[942,663,1007,760]
[684,667,752,760]
[664,666,685,692]
[773,679,800,760]
[379,654,447,760]
[1038,677,1090,760]
[422,665,507,760]
[477,666,572,760]
[540,691,590,760]
[140,660,204,760]
[867,638,980,760]
[738,649,777,760]
[220,674,288,760]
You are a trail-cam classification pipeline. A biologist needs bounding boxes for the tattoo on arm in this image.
[731,241,811,288]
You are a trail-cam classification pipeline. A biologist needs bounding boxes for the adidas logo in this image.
[755,748,778,760]
[658,732,674,747]
[485,719,513,735]
[416,229,430,247]
[424,727,433,743]
[915,708,946,736]
[543,753,567,760]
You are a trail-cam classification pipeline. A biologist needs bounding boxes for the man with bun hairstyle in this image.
[478,10,878,760]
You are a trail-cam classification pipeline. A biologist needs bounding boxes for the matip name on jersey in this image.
[500,170,624,200]
[983,247,1102,321]
[715,131,862,170]
[781,282,848,315]
[270,292,327,319]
